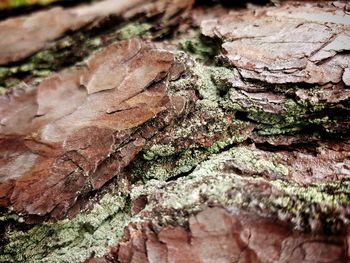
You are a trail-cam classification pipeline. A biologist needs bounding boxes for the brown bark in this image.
[1,0,350,262]
[0,0,194,65]
[0,38,194,219]
[98,207,348,263]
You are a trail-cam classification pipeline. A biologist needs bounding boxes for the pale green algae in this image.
[115,22,151,40]
[143,144,176,161]
[0,191,131,263]
[224,87,333,135]
[132,146,350,231]
[132,146,290,216]
[136,118,252,182]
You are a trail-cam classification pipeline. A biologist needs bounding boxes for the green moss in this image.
[179,34,221,63]
[0,190,131,263]
[115,22,151,40]
[0,0,58,9]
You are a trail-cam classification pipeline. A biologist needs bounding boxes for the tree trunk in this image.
[0,1,350,262]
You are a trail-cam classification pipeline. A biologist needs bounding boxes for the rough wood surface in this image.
[0,0,193,65]
[0,38,193,219]
[0,0,350,262]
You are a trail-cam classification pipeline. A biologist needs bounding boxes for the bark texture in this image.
[0,38,193,219]
[96,207,349,263]
[0,0,350,262]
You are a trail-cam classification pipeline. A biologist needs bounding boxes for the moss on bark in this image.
[1,2,350,262]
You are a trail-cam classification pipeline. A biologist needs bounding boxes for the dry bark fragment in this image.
[0,38,192,219]
[0,0,141,65]
[89,208,348,263]
[201,3,350,85]
[196,2,350,137]
[0,0,194,65]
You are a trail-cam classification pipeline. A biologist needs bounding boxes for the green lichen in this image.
[223,88,333,135]
[133,58,254,182]
[135,146,209,181]
[0,0,58,9]
[0,33,101,89]
[271,179,350,211]
[143,144,176,160]
[115,22,152,40]
[172,50,333,137]
[0,190,131,263]
[134,50,350,231]
[0,213,23,223]
[225,146,289,177]
[267,179,350,231]
[131,146,286,222]
[135,116,252,182]
[132,146,350,232]
[192,63,232,102]
[179,33,221,63]
[171,104,229,139]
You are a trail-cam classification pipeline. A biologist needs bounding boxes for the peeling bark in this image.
[0,38,194,219]
[0,0,194,65]
[1,1,350,263]
[96,207,348,263]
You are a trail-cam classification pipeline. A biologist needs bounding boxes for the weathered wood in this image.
[1,1,350,262]
[0,38,193,219]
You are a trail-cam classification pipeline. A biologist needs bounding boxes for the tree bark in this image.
[0,0,350,262]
